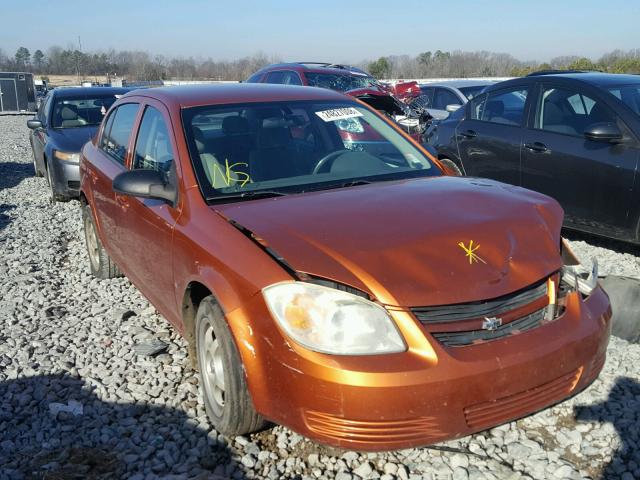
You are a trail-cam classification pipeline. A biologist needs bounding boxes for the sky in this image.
[1,0,638,63]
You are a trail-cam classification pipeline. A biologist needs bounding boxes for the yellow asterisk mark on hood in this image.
[458,240,487,265]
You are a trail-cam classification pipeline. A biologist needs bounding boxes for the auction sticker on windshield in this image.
[316,107,363,122]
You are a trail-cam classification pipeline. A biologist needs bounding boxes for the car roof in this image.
[123,83,354,108]
[420,80,496,89]
[51,86,132,98]
[258,62,371,77]
[487,72,640,91]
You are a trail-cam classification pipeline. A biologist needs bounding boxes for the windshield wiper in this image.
[301,179,373,193]
[207,190,288,204]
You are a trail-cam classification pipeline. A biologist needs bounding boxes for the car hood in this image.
[48,126,98,153]
[214,176,564,307]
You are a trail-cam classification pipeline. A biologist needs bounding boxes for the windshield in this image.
[182,100,439,202]
[51,94,122,129]
[304,72,377,92]
[459,85,487,100]
[607,84,640,115]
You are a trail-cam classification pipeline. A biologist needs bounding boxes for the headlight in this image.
[262,282,406,355]
[53,151,80,163]
[560,238,598,296]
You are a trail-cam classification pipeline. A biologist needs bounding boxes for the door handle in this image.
[460,129,478,139]
[524,142,549,153]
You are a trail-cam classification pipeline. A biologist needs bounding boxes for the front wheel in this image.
[196,297,266,436]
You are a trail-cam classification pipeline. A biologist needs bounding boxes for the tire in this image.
[196,297,266,436]
[31,142,43,177]
[45,160,69,203]
[82,204,121,279]
[439,157,463,176]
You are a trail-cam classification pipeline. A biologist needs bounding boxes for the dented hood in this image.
[214,177,564,307]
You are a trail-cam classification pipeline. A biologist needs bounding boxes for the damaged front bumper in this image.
[225,281,611,451]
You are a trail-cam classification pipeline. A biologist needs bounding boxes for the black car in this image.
[427,71,640,244]
[27,87,131,201]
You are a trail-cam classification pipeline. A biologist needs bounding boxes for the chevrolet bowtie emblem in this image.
[458,240,487,265]
[482,317,502,331]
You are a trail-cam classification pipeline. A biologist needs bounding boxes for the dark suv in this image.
[427,71,640,244]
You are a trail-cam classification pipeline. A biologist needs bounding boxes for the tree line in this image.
[1,45,639,82]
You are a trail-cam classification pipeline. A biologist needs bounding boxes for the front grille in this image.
[463,367,582,429]
[432,308,546,347]
[303,410,444,444]
[411,280,548,324]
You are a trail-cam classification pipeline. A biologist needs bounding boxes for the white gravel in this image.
[1,115,639,479]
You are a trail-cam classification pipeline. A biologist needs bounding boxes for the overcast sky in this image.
[2,0,638,62]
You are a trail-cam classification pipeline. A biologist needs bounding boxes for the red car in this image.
[246,63,427,139]
[79,84,610,451]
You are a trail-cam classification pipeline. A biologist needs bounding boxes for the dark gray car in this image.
[427,72,640,244]
[27,87,130,201]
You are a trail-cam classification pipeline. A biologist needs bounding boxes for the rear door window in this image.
[265,71,285,84]
[471,88,528,126]
[100,103,139,164]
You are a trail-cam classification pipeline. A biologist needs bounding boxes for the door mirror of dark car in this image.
[584,122,623,143]
[112,169,177,205]
[27,119,42,130]
[446,104,461,113]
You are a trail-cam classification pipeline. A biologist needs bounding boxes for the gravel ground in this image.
[1,115,639,480]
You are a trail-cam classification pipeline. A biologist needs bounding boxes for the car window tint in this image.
[133,106,173,175]
[471,88,528,126]
[101,103,139,164]
[245,72,263,83]
[265,71,285,84]
[432,88,461,110]
[537,87,615,136]
[608,84,640,115]
[183,101,438,196]
[282,71,302,86]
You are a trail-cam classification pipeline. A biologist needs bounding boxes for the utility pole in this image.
[76,36,82,84]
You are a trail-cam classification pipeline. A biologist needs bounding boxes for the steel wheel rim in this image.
[84,215,100,271]
[199,318,225,415]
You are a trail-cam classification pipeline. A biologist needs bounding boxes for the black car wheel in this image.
[195,297,266,436]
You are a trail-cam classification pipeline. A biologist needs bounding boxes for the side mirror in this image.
[584,122,623,143]
[112,169,177,205]
[27,119,42,130]
[445,104,461,113]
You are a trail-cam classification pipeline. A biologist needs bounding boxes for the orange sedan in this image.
[79,84,611,451]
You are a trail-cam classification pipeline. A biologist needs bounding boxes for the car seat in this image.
[249,118,304,181]
[194,127,240,188]
[59,105,88,128]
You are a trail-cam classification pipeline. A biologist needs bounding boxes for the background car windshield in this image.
[304,73,376,91]
[608,84,640,115]
[52,94,121,129]
[182,101,438,200]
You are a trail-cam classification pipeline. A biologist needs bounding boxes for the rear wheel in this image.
[82,204,121,279]
[196,297,266,436]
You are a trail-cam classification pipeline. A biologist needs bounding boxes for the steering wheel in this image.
[312,150,346,174]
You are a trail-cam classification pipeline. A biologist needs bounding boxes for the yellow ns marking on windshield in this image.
[211,159,251,187]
